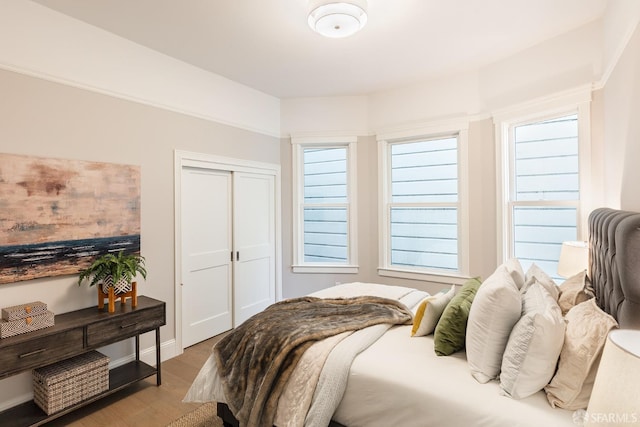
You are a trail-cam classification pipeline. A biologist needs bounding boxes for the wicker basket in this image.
[0,311,54,339]
[33,350,109,415]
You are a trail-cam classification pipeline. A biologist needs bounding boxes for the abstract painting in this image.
[0,153,140,284]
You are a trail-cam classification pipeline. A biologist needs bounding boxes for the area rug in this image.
[166,402,222,427]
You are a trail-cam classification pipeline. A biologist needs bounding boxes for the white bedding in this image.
[187,282,576,427]
[184,282,421,425]
[333,324,575,427]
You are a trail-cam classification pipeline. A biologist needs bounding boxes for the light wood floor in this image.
[46,334,225,427]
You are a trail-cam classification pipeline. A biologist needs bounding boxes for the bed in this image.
[185,207,640,427]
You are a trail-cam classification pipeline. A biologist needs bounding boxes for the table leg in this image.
[156,327,161,386]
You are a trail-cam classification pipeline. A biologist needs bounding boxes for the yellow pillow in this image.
[411,285,455,337]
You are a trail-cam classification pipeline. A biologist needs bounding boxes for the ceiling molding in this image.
[0,1,281,139]
[594,18,640,90]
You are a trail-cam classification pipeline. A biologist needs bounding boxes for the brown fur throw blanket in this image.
[214,295,413,427]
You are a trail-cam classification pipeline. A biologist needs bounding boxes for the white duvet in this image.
[185,282,576,427]
[333,325,575,427]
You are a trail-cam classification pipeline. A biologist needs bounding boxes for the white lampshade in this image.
[585,329,640,426]
[557,241,588,278]
[308,0,368,38]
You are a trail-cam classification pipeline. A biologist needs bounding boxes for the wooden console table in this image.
[0,296,166,427]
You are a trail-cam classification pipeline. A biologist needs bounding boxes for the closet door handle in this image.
[236,251,240,261]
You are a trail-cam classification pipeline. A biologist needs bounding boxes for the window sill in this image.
[292,265,359,274]
[377,267,472,285]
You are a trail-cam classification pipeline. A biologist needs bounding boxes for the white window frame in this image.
[291,136,358,273]
[494,87,592,264]
[377,120,470,285]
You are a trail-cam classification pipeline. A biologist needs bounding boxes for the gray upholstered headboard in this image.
[588,208,640,329]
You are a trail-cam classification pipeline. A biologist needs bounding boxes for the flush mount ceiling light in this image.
[308,0,368,38]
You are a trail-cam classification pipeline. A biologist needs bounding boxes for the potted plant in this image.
[78,251,147,295]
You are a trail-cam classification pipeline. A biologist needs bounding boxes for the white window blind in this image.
[302,147,348,263]
[387,136,459,272]
[292,137,357,273]
[509,113,580,279]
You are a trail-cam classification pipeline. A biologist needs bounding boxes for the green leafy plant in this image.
[78,251,147,287]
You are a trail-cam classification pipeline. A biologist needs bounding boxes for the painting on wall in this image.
[0,153,141,285]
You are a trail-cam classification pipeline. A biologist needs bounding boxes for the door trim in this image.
[174,150,282,353]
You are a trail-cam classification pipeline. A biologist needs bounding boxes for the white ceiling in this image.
[33,0,608,99]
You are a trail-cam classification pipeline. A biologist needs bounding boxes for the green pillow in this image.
[434,277,482,356]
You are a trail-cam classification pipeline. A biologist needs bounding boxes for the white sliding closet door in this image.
[179,159,277,348]
[233,172,276,326]
[181,167,233,348]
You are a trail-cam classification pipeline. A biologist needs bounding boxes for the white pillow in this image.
[466,264,522,383]
[523,263,560,301]
[411,285,455,337]
[500,280,565,399]
[504,258,525,289]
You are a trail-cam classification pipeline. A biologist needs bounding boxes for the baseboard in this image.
[143,338,179,366]
[0,338,178,412]
[0,390,32,413]
[106,338,177,368]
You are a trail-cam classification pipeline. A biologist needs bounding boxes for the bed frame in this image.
[588,208,640,329]
[217,402,346,427]
[217,207,640,426]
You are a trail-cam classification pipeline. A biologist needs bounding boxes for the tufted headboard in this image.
[588,208,640,329]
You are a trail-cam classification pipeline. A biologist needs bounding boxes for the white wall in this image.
[0,67,281,411]
[0,0,280,138]
[281,96,370,137]
[601,0,640,84]
[603,22,640,210]
[478,20,602,111]
[0,1,282,411]
[279,18,605,293]
[369,72,482,132]
[281,18,603,137]
[279,4,640,296]
[280,135,390,298]
[1,0,639,413]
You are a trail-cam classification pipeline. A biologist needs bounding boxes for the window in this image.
[499,97,590,280]
[302,147,348,263]
[379,126,469,283]
[292,137,357,273]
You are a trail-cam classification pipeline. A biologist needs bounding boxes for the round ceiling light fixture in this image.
[308,0,368,38]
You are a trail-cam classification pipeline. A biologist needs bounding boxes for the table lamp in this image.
[585,329,640,426]
[557,241,588,278]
